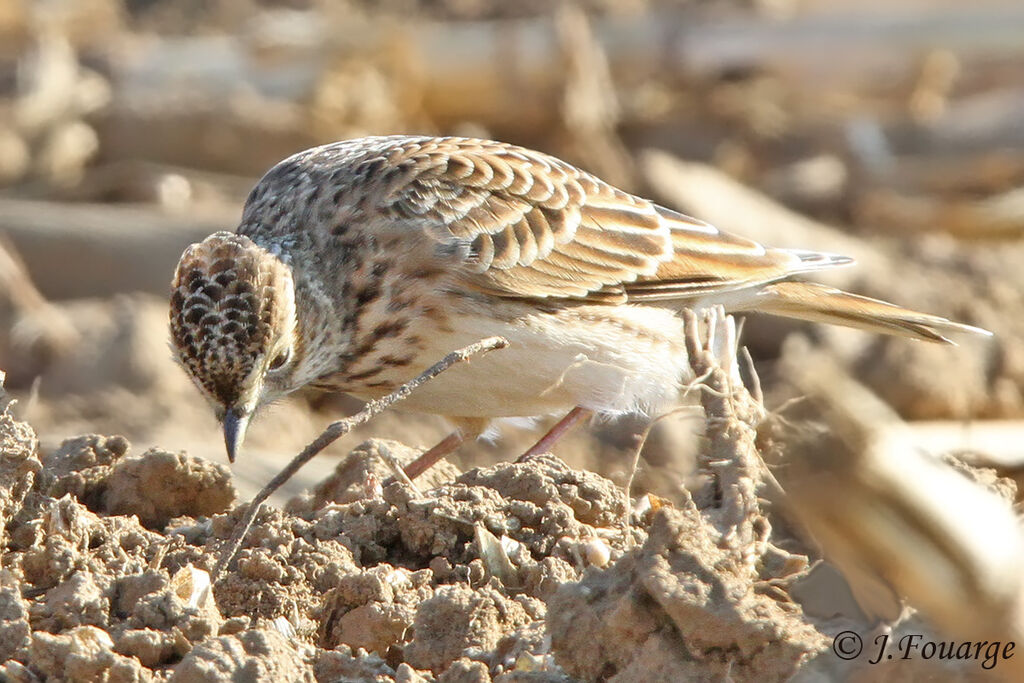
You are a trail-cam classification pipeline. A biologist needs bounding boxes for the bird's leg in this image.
[402,417,489,480]
[403,431,465,480]
[518,406,593,462]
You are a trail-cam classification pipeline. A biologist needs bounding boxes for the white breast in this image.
[382,304,692,420]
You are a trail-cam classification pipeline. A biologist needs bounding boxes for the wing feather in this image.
[368,137,848,303]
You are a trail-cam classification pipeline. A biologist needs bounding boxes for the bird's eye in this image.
[268,349,290,371]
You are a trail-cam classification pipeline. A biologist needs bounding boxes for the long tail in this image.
[732,281,991,344]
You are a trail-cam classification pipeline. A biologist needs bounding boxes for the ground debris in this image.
[42,434,236,529]
[2,356,1016,681]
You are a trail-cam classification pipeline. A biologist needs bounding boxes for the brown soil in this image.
[3,379,1005,681]
[0,386,821,682]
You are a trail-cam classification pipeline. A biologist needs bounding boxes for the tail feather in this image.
[734,281,991,345]
[786,249,855,273]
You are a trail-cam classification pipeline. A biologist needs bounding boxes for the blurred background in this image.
[1,0,1023,501]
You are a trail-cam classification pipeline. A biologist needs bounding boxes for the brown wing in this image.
[368,137,846,304]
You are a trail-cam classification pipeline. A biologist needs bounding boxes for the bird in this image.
[169,135,990,475]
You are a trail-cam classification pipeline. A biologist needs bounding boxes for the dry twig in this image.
[212,336,509,582]
[776,348,1024,674]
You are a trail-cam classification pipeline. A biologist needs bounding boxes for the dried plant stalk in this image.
[213,336,508,581]
[683,307,770,570]
[777,349,1024,678]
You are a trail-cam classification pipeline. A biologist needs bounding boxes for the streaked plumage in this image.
[169,135,990,463]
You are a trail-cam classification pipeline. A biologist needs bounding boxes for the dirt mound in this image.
[0,385,842,681]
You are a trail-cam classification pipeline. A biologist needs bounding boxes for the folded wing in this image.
[368,137,987,343]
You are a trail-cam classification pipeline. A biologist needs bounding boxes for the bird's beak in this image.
[222,408,251,463]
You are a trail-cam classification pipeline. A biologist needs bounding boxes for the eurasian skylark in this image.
[169,135,989,474]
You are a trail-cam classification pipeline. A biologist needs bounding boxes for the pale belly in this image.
[348,304,692,419]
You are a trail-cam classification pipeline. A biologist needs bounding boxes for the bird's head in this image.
[169,232,300,462]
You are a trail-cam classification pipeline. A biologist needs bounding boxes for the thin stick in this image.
[739,346,762,406]
[212,336,509,581]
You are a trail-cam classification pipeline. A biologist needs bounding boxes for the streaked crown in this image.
[169,232,295,411]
